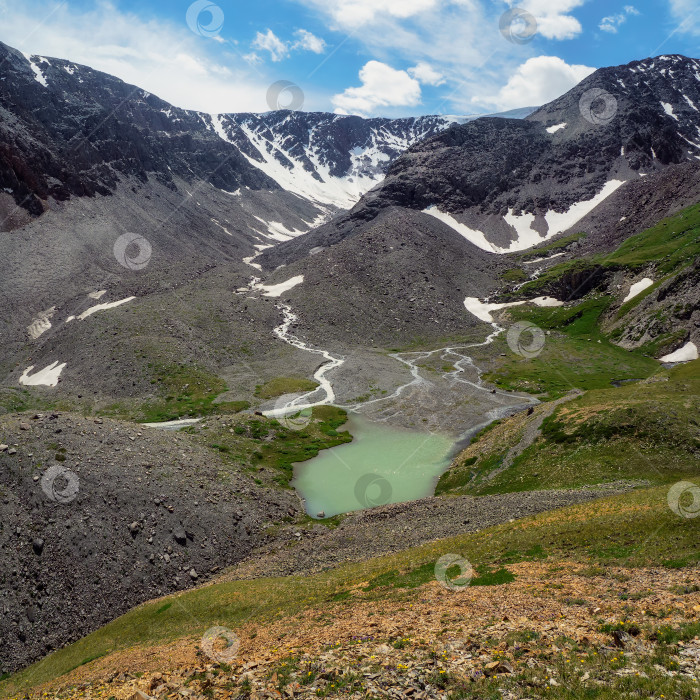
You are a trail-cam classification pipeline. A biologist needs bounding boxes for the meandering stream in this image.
[253,296,538,516]
[263,304,345,418]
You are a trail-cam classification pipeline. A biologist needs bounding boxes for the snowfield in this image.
[464,296,563,323]
[20,361,66,387]
[256,276,304,298]
[424,181,626,254]
[659,341,698,363]
[75,297,136,321]
[623,278,654,302]
[27,307,56,339]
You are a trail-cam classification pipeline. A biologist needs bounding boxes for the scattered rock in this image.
[130,691,152,700]
[173,526,187,545]
[484,661,513,675]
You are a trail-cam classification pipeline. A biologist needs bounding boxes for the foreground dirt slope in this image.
[12,562,700,699]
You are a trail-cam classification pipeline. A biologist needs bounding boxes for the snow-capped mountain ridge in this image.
[0,40,533,226]
[198,109,536,210]
[261,53,700,268]
[203,112,456,209]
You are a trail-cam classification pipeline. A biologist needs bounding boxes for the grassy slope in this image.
[479,296,660,399]
[195,405,352,487]
[3,480,699,696]
[480,203,700,399]
[254,377,319,400]
[0,363,250,423]
[438,360,699,496]
[512,201,700,300]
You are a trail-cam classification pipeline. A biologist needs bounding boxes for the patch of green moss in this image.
[254,377,319,400]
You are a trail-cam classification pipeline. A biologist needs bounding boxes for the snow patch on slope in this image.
[23,54,49,87]
[464,296,563,323]
[20,362,66,387]
[76,297,135,320]
[623,278,654,302]
[427,181,625,254]
[422,207,505,253]
[27,307,56,339]
[659,342,698,363]
[661,101,679,121]
[542,180,626,241]
[252,217,308,242]
[255,276,304,298]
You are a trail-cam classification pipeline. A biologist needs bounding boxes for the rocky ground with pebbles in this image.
[227,481,643,581]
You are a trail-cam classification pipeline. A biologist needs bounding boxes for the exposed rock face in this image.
[0,43,276,226]
[208,111,480,208]
[610,258,700,352]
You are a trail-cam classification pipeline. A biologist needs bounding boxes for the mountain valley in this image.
[0,39,698,698]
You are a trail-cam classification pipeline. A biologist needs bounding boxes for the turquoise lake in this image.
[291,415,455,518]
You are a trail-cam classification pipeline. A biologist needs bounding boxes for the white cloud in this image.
[408,62,445,86]
[668,0,700,34]
[599,5,639,34]
[292,29,326,54]
[472,55,595,111]
[515,0,587,40]
[332,60,422,115]
[0,0,271,113]
[251,28,326,62]
[252,29,290,62]
[308,0,440,29]
[300,0,588,38]
[292,0,593,116]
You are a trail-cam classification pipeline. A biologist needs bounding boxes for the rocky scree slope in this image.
[0,411,298,675]
[0,40,526,399]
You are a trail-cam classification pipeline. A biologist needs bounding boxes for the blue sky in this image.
[0,0,698,116]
